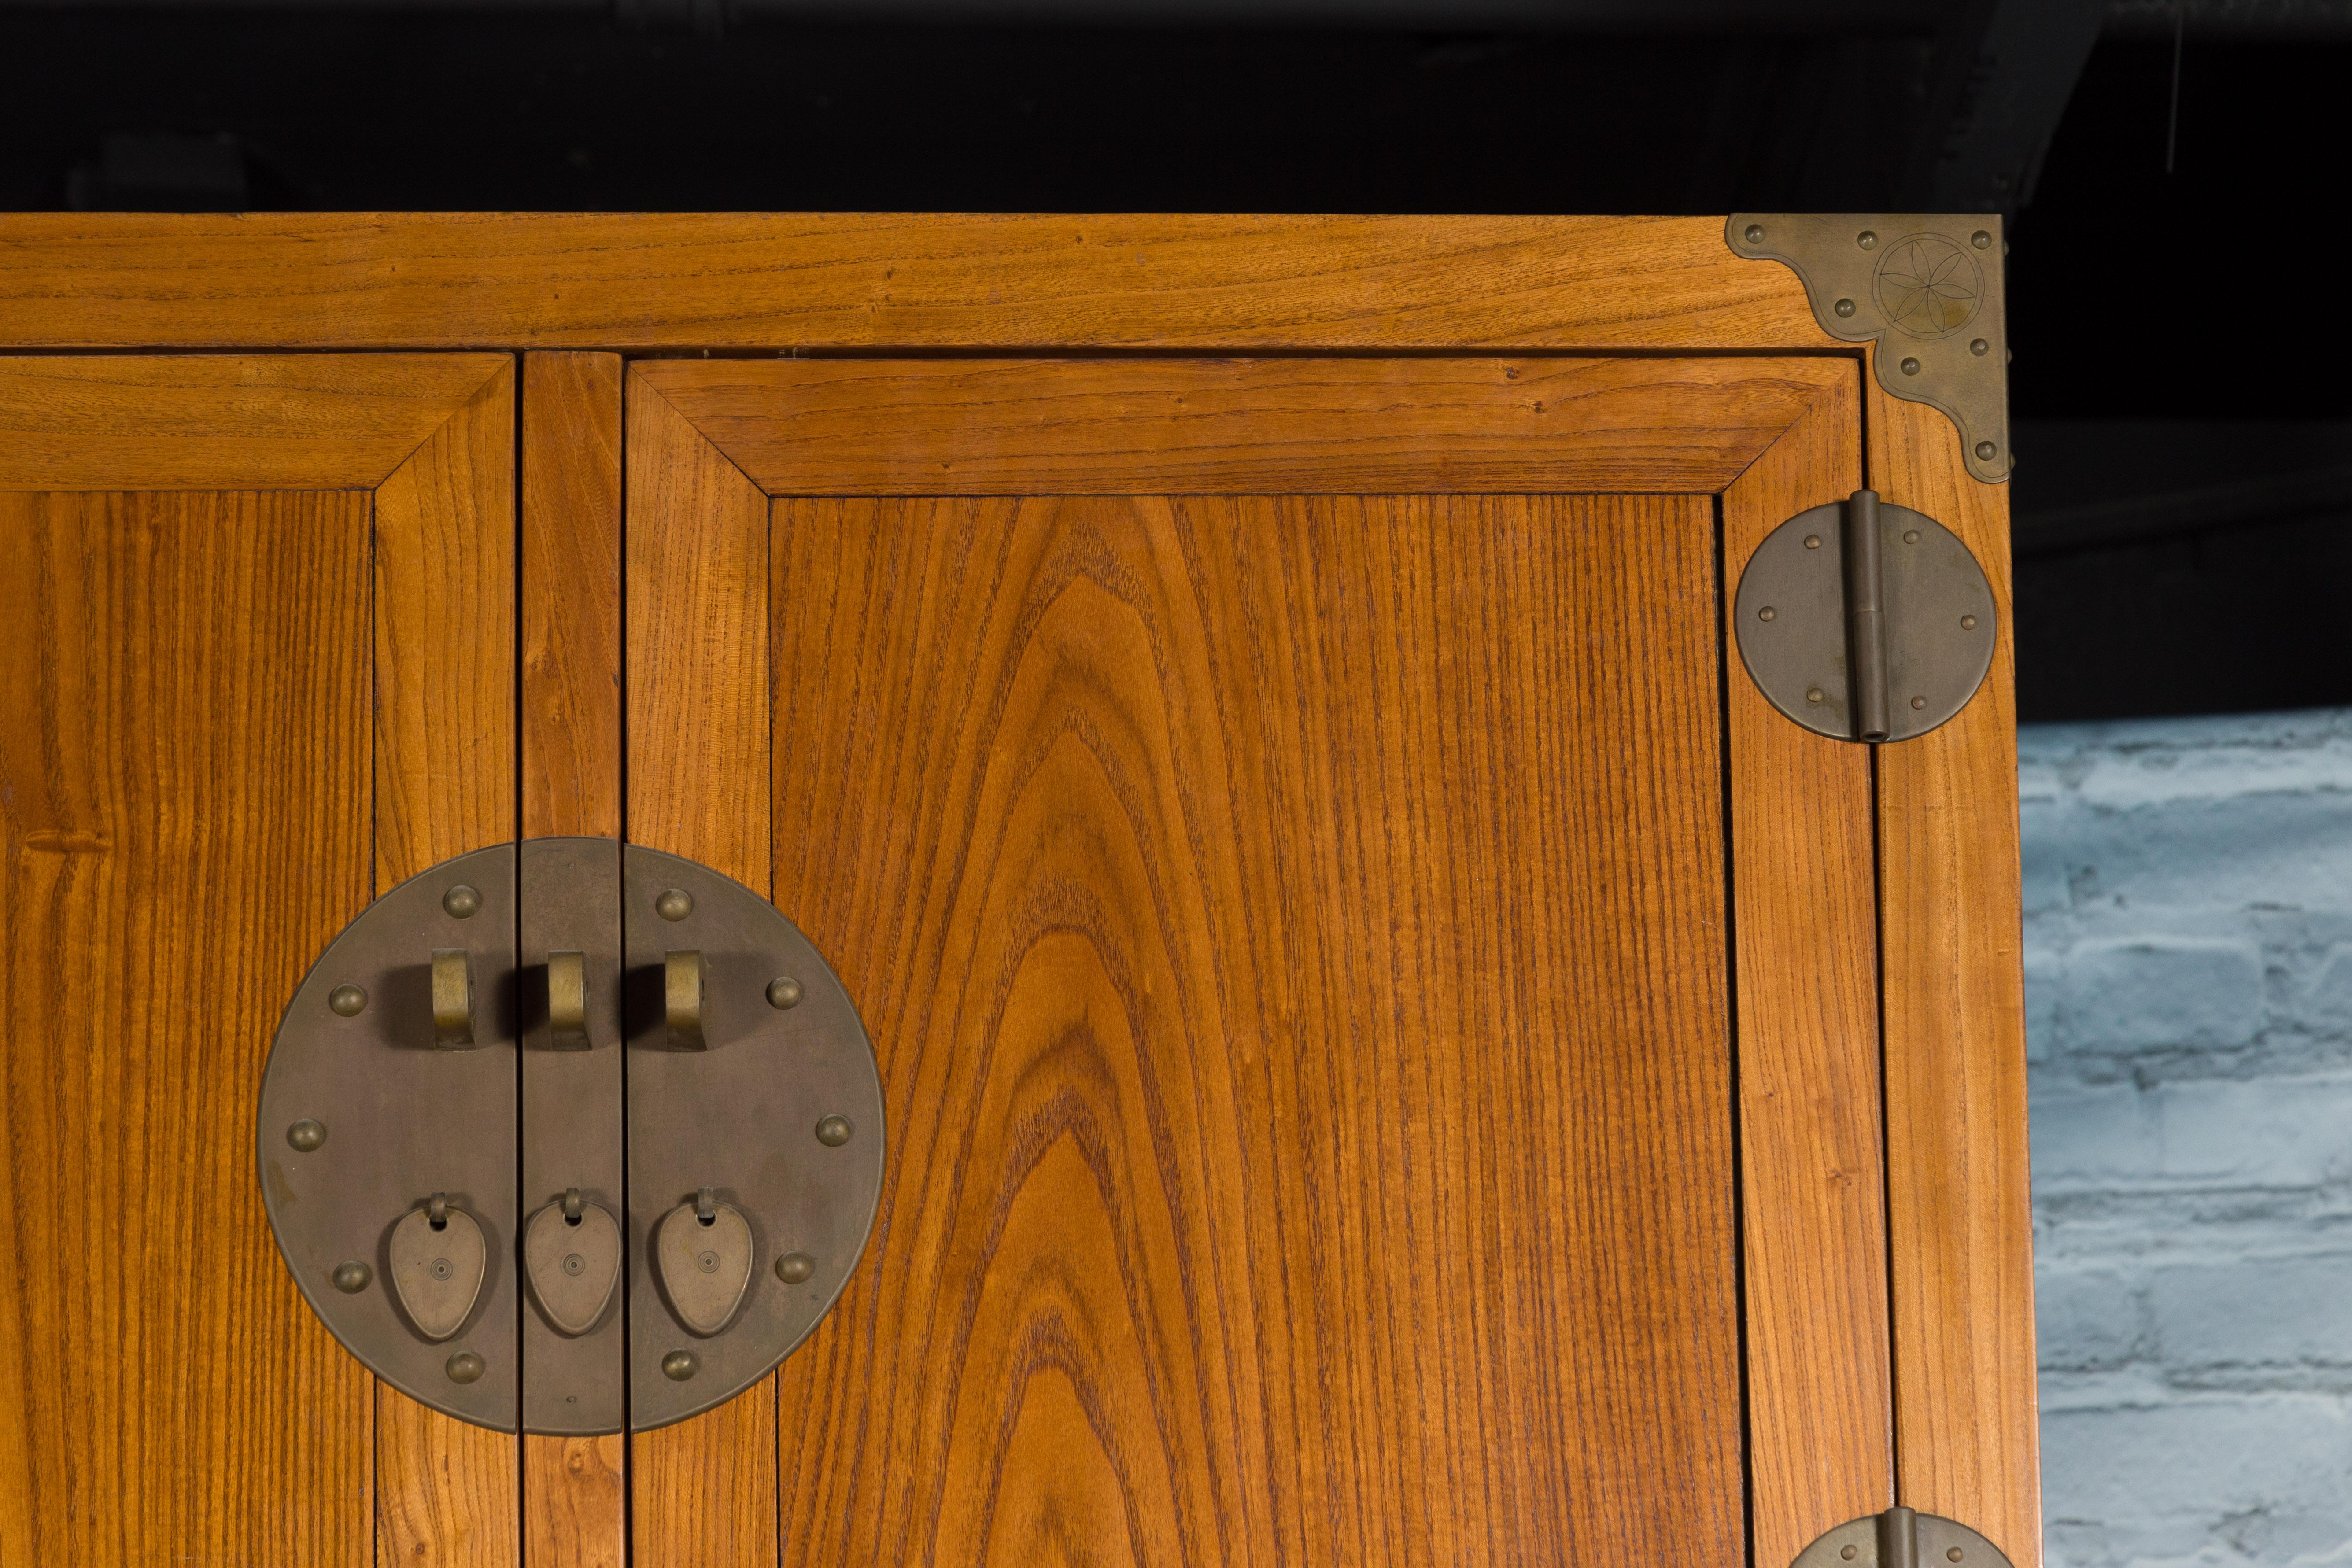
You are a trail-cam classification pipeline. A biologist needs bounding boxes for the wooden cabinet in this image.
[0,216,2034,1568]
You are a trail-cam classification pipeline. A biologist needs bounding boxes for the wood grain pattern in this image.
[0,490,377,1564]
[0,354,512,489]
[524,1438,625,1568]
[624,368,779,1565]
[0,214,1831,351]
[768,491,1742,1565]
[635,354,1850,495]
[1869,380,2039,1568]
[522,353,624,843]
[519,353,628,1568]
[1721,372,1895,1566]
[370,356,520,1567]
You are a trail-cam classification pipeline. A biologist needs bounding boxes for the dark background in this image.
[4,0,2345,723]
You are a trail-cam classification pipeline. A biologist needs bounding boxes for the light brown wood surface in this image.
[1869,377,2039,1568]
[765,489,1743,1564]
[0,354,514,489]
[0,489,377,1565]
[0,355,517,1564]
[624,367,782,1564]
[0,214,1829,351]
[635,354,1850,495]
[520,353,628,1568]
[1720,370,1896,1565]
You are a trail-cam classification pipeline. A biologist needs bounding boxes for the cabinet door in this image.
[622,355,1892,1565]
[0,356,517,1565]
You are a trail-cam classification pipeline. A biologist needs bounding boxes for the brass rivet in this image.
[1961,614,1978,630]
[287,1119,327,1153]
[430,1257,453,1280]
[442,884,482,919]
[446,1350,486,1384]
[1970,338,1989,357]
[662,1350,698,1381]
[1758,606,1776,622]
[1806,687,1824,705]
[1743,223,1765,244]
[1842,1549,1858,1562]
[1911,696,1927,709]
[1972,230,1990,249]
[767,976,805,1010]
[1834,297,1856,318]
[1976,440,1998,460]
[562,1253,586,1277]
[332,1261,371,1293]
[816,1114,853,1147]
[1904,529,1920,544]
[1857,230,1877,249]
[329,985,367,1017]
[697,1249,721,1275]
[1950,1551,1965,1563]
[655,888,693,921]
[777,1251,815,1284]
[1900,356,1921,376]
[1804,534,1821,549]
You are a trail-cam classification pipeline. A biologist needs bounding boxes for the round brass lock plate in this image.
[1734,499,1996,743]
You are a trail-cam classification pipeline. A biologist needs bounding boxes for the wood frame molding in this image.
[0,218,2035,1568]
[0,352,519,1565]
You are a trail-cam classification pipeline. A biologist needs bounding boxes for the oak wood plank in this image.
[518,352,629,1568]
[1869,383,2039,1568]
[372,359,521,1566]
[769,491,1742,1565]
[522,353,625,842]
[1721,373,1894,1566]
[624,365,779,1565]
[0,354,512,490]
[636,354,1847,496]
[0,214,1829,352]
[0,490,377,1564]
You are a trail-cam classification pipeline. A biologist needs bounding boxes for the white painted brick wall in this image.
[2026,707,2352,1568]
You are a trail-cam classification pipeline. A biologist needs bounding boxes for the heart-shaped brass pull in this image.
[524,1190,621,1336]
[388,1195,487,1343]
[654,1189,753,1336]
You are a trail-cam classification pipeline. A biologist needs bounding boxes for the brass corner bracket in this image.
[1726,214,2011,485]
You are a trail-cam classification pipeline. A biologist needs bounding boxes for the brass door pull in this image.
[547,951,589,1048]
[665,950,705,1049]
[524,1187,622,1336]
[654,1187,753,1336]
[431,948,476,1048]
[388,1193,487,1343]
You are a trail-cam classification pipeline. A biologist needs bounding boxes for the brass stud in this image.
[332,1261,372,1293]
[1976,440,1998,461]
[442,884,482,919]
[1758,606,1777,622]
[1904,529,1920,544]
[1970,338,1989,356]
[329,985,367,1017]
[1971,230,1990,249]
[1911,696,1927,710]
[777,1251,815,1284]
[1857,230,1877,249]
[1804,534,1821,549]
[1834,297,1856,318]
[816,1114,853,1147]
[1950,1551,1965,1563]
[655,888,693,921]
[767,976,805,1010]
[1743,223,1765,244]
[1900,356,1921,376]
[446,1350,486,1384]
[662,1350,699,1381]
[1961,615,1978,630]
[287,1119,327,1153]
[1806,687,1824,705]
[1842,1549,1858,1562]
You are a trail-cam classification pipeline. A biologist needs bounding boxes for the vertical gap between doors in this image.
[1713,494,1759,1568]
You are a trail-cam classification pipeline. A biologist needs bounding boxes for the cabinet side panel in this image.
[1870,383,2039,1568]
